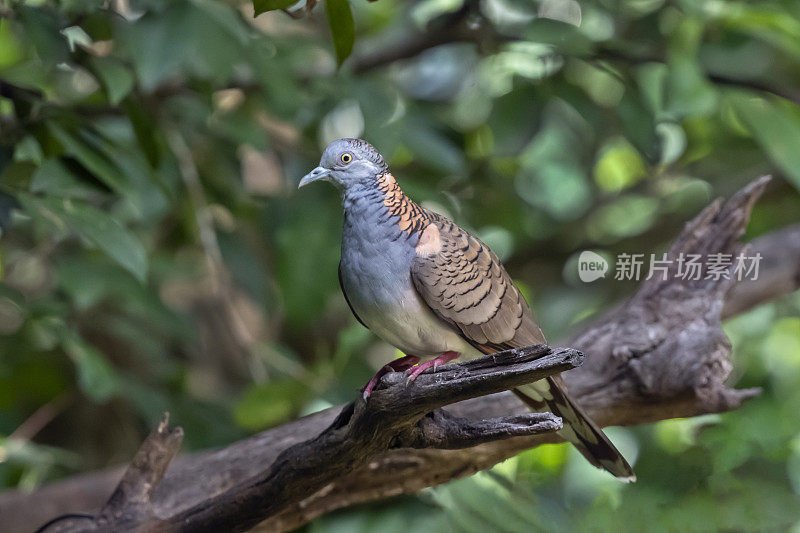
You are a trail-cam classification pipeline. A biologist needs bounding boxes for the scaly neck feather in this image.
[342,171,432,238]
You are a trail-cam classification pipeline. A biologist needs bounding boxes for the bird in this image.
[298,138,635,481]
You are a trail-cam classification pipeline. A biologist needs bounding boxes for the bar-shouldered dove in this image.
[299,138,635,481]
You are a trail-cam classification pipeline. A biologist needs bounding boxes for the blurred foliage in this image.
[0,0,799,530]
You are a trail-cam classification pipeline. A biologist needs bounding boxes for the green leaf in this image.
[47,121,166,218]
[0,19,25,68]
[729,92,800,191]
[0,146,12,176]
[524,18,594,56]
[666,55,718,117]
[326,0,354,66]
[234,379,307,430]
[90,56,134,105]
[60,25,92,52]
[0,281,24,309]
[24,195,148,282]
[30,159,99,199]
[401,124,464,174]
[252,0,296,16]
[47,122,128,193]
[635,62,668,116]
[13,135,43,164]
[716,4,800,61]
[115,0,249,90]
[17,6,70,67]
[273,197,341,329]
[411,0,464,27]
[123,100,161,168]
[593,136,647,192]
[587,195,660,242]
[61,333,119,402]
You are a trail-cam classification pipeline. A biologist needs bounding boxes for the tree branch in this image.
[33,414,183,533]
[34,346,578,533]
[2,176,798,533]
[594,48,800,105]
[96,414,183,529]
[349,5,514,74]
[348,19,800,105]
[723,222,800,319]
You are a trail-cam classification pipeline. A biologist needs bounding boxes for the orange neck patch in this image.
[376,172,429,235]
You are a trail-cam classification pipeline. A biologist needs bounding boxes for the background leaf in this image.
[1,0,800,530]
[23,195,148,282]
[90,56,134,106]
[729,92,800,191]
[252,0,297,16]
[325,0,354,66]
[61,333,120,402]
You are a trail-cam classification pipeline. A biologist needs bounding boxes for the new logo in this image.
[577,251,609,282]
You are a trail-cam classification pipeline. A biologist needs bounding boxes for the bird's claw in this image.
[404,351,460,383]
[361,354,421,399]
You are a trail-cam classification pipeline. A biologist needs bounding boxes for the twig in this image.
[350,2,513,74]
[36,413,183,533]
[9,393,73,442]
[165,128,267,383]
[96,413,183,528]
[594,48,800,105]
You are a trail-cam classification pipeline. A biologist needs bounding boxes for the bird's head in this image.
[298,138,387,190]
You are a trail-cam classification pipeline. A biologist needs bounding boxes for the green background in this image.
[1,0,799,530]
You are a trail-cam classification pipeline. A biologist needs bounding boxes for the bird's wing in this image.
[409,219,545,351]
[339,261,368,329]
[410,218,635,481]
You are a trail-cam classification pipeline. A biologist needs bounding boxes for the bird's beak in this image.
[298,166,331,189]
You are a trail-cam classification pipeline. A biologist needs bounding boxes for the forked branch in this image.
[39,346,580,532]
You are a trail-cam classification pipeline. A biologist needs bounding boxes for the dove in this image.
[299,138,635,481]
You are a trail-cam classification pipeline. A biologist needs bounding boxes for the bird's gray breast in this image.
[339,212,470,357]
[340,216,415,324]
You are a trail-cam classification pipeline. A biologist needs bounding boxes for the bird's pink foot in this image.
[405,351,460,382]
[361,354,420,399]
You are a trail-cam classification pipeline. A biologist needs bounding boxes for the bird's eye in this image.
[340,153,353,164]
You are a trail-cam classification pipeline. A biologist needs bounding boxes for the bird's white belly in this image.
[341,256,479,358]
[360,288,480,359]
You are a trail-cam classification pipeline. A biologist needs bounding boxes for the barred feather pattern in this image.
[376,172,432,235]
[403,195,635,481]
[514,378,636,481]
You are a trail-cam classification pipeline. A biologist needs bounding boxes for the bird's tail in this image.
[514,376,636,482]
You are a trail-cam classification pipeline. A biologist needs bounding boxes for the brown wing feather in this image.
[410,218,635,481]
[410,218,545,348]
